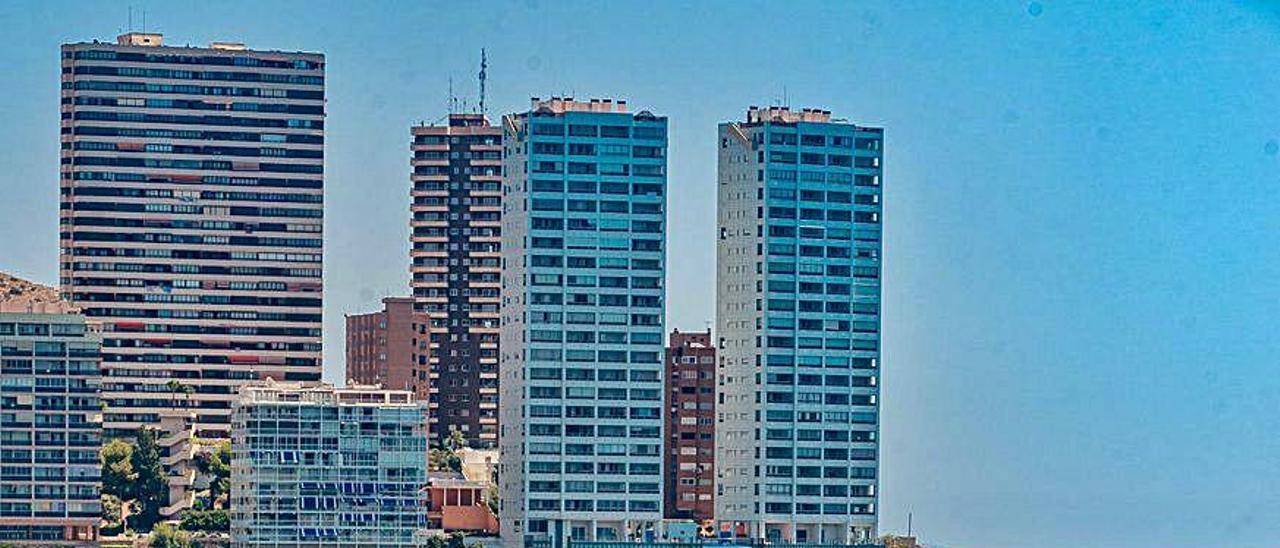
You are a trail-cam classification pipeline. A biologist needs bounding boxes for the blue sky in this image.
[2,1,1278,546]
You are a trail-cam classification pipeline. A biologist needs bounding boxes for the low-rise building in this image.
[230,382,430,546]
[458,447,498,484]
[426,471,499,534]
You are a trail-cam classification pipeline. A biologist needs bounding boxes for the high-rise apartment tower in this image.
[59,33,325,437]
[410,114,502,448]
[716,106,884,543]
[499,98,668,545]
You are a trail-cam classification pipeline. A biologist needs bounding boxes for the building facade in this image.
[499,98,669,545]
[59,33,325,438]
[716,107,884,543]
[230,382,429,546]
[0,274,102,545]
[663,328,716,522]
[345,296,431,392]
[410,114,502,448]
[155,410,199,519]
[425,471,500,534]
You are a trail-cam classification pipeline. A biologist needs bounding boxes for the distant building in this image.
[663,328,716,522]
[60,33,327,438]
[0,273,102,545]
[230,382,429,546]
[410,114,503,448]
[716,106,885,543]
[499,97,669,545]
[345,297,431,393]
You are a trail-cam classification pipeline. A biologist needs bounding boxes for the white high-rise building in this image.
[716,107,885,544]
[499,98,668,546]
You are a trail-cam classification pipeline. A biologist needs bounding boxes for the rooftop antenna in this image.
[783,85,789,108]
[908,511,913,537]
[478,48,488,117]
[142,8,147,33]
[448,76,457,114]
[128,6,133,31]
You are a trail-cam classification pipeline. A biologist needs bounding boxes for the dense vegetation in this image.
[100,431,232,540]
[99,428,167,533]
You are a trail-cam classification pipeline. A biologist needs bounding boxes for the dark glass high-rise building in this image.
[60,33,325,438]
[410,114,502,448]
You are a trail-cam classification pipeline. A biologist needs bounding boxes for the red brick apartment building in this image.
[345,297,430,396]
[664,328,716,521]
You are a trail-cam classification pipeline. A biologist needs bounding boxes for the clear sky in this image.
[2,1,1278,546]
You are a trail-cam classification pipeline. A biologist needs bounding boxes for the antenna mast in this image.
[448,76,456,114]
[478,48,488,117]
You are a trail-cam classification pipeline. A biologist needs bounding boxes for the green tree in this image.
[179,508,229,532]
[445,429,468,451]
[429,448,461,473]
[150,523,193,548]
[446,532,466,548]
[210,441,231,505]
[165,379,194,408]
[210,440,231,474]
[425,535,447,548]
[485,483,499,515]
[101,494,124,534]
[194,440,232,509]
[128,428,168,532]
[101,439,136,500]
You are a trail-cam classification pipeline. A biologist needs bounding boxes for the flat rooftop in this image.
[530,96,629,114]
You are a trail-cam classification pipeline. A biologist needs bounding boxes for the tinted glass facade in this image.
[59,33,325,438]
[230,384,429,546]
[717,107,883,543]
[500,98,668,544]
